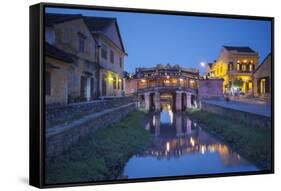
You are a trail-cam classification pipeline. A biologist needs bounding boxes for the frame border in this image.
[30,2,274,188]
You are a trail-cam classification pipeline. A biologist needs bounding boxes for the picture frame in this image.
[30,2,274,188]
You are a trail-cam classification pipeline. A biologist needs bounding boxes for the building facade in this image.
[207,46,259,95]
[45,43,74,105]
[45,13,126,105]
[253,53,271,101]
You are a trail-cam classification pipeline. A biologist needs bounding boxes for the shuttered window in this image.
[110,50,114,64]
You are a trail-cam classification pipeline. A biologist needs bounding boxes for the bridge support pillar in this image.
[137,94,141,108]
[176,91,182,111]
[144,92,151,111]
[186,93,192,109]
[154,92,160,111]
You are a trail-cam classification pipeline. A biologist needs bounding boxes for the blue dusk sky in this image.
[46,7,271,74]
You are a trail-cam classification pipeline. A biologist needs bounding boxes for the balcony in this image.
[227,70,253,75]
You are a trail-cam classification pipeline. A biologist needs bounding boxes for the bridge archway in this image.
[138,90,195,112]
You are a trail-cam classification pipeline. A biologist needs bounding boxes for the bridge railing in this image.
[137,85,197,94]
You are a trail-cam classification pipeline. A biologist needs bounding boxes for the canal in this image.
[123,105,259,179]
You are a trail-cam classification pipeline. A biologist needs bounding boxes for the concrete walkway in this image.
[202,99,271,117]
[46,103,135,138]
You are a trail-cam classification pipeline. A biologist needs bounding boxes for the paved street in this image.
[202,98,271,117]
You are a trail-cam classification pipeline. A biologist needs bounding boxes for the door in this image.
[102,74,107,96]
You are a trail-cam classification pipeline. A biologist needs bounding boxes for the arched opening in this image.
[160,92,174,111]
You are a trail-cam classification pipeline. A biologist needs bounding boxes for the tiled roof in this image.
[83,16,116,32]
[45,13,126,53]
[45,42,73,63]
[223,46,255,53]
[45,13,82,27]
[254,53,271,73]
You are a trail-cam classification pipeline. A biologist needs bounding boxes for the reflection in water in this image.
[124,105,259,179]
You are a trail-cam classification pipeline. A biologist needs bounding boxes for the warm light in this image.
[164,80,170,83]
[166,142,170,152]
[179,78,183,81]
[118,79,122,82]
[200,145,206,154]
[190,137,195,147]
[208,145,216,153]
[141,79,146,83]
[109,77,114,81]
[243,59,247,63]
[168,110,173,124]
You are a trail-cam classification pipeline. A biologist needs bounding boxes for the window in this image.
[242,64,247,71]
[119,57,123,68]
[249,64,253,71]
[110,50,114,64]
[45,71,51,96]
[237,63,240,71]
[228,62,233,71]
[78,37,85,53]
[260,79,266,94]
[45,28,55,45]
[101,45,108,60]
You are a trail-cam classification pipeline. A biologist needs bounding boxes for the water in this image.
[123,109,259,179]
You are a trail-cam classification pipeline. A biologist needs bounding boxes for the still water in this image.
[124,108,259,179]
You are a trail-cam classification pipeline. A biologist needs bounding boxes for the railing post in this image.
[154,92,160,111]
[176,91,182,111]
[186,92,192,109]
[144,92,151,112]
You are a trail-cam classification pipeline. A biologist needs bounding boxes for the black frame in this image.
[30,2,275,189]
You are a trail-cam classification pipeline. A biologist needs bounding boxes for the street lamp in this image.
[200,61,206,77]
[200,61,206,68]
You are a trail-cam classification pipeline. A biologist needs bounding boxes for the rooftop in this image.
[45,42,73,63]
[137,64,199,73]
[223,46,256,53]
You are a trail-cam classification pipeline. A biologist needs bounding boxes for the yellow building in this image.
[207,46,259,95]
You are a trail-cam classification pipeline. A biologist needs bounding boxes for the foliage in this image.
[45,111,151,184]
[232,79,243,87]
[187,109,271,170]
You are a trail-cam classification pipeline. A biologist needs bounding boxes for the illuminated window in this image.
[242,64,247,71]
[237,63,240,71]
[249,64,253,71]
[260,79,266,94]
[228,62,233,71]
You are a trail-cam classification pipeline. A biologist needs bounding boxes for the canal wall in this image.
[46,102,137,158]
[201,101,271,128]
[46,96,135,129]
